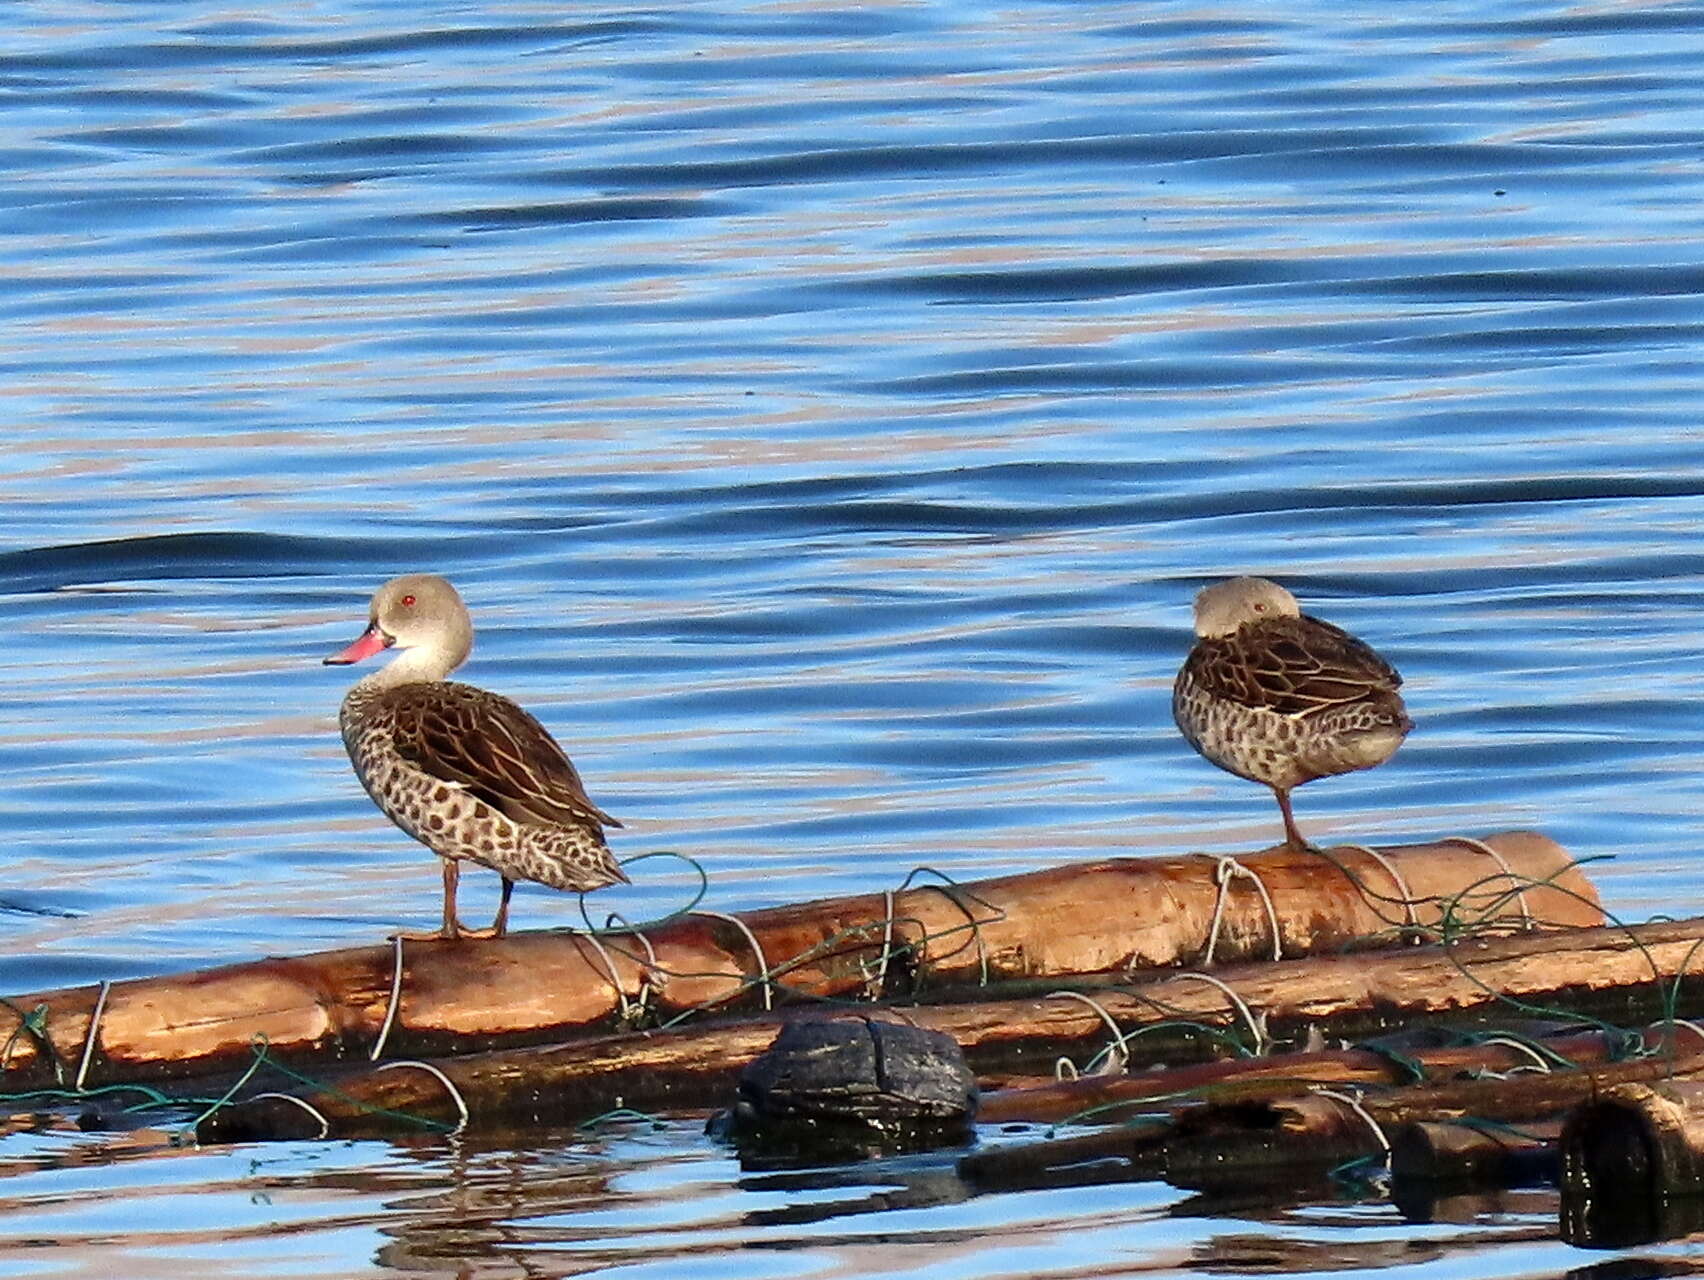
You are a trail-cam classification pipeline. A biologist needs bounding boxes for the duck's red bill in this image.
[324,624,391,666]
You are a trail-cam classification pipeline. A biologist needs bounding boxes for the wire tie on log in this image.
[597,914,665,1015]
[617,918,661,971]
[1168,972,1267,1055]
[576,929,635,1020]
[1471,1035,1555,1074]
[1202,856,1282,967]
[894,867,1006,985]
[1310,1087,1390,1154]
[1331,844,1420,933]
[373,1060,469,1135]
[1047,990,1132,1074]
[1440,834,1535,930]
[247,1092,332,1141]
[871,888,897,1000]
[855,891,900,1000]
[1054,1057,1079,1081]
[1669,1019,1704,1052]
[371,935,406,1062]
[690,910,775,1012]
[73,980,110,1092]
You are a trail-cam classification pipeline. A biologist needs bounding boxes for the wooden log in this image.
[1558,1086,1704,1248]
[1355,1041,1704,1131]
[976,1026,1646,1126]
[1560,1187,1704,1251]
[1159,1027,1704,1184]
[958,1120,1171,1192]
[1390,1119,1560,1184]
[1561,1081,1704,1199]
[200,921,1704,1144]
[0,832,1596,1089]
[1165,1093,1386,1184]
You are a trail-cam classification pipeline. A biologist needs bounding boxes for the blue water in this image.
[4,0,1704,1274]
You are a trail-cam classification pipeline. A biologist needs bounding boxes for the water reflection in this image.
[0,1111,1646,1279]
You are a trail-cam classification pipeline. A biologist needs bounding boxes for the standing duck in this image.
[1172,576,1411,852]
[324,574,627,939]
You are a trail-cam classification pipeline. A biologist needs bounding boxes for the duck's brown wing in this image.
[381,682,622,830]
[1183,614,1402,719]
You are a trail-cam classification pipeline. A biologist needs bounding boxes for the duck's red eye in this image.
[401,594,416,607]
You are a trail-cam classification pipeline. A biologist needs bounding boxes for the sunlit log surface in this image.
[2,831,1594,1090]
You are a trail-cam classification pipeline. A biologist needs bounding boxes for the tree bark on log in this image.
[1,832,1594,1090]
[198,914,1704,1145]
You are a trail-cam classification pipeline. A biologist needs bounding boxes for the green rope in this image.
[0,998,63,1085]
[179,1035,455,1141]
[179,1036,275,1142]
[575,849,710,936]
[577,1106,663,1132]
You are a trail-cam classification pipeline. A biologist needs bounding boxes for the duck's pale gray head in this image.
[1191,576,1299,639]
[324,573,473,678]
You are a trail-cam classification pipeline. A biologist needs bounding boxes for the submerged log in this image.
[1,832,1594,1089]
[1157,1026,1704,1185]
[965,1028,1663,1192]
[1391,1119,1560,1185]
[1165,1093,1386,1184]
[958,1120,1172,1192]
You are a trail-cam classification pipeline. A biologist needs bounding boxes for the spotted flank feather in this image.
[384,682,622,832]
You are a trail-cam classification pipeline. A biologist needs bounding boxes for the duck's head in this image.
[325,573,473,680]
[1190,576,1299,639]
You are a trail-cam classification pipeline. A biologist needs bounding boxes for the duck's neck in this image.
[354,642,466,694]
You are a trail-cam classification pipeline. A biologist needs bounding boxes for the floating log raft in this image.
[0,832,1594,1090]
[207,897,1704,1146]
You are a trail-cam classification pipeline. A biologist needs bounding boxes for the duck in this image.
[1172,576,1411,852]
[324,573,626,939]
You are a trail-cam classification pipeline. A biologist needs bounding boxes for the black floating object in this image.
[710,1015,977,1166]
